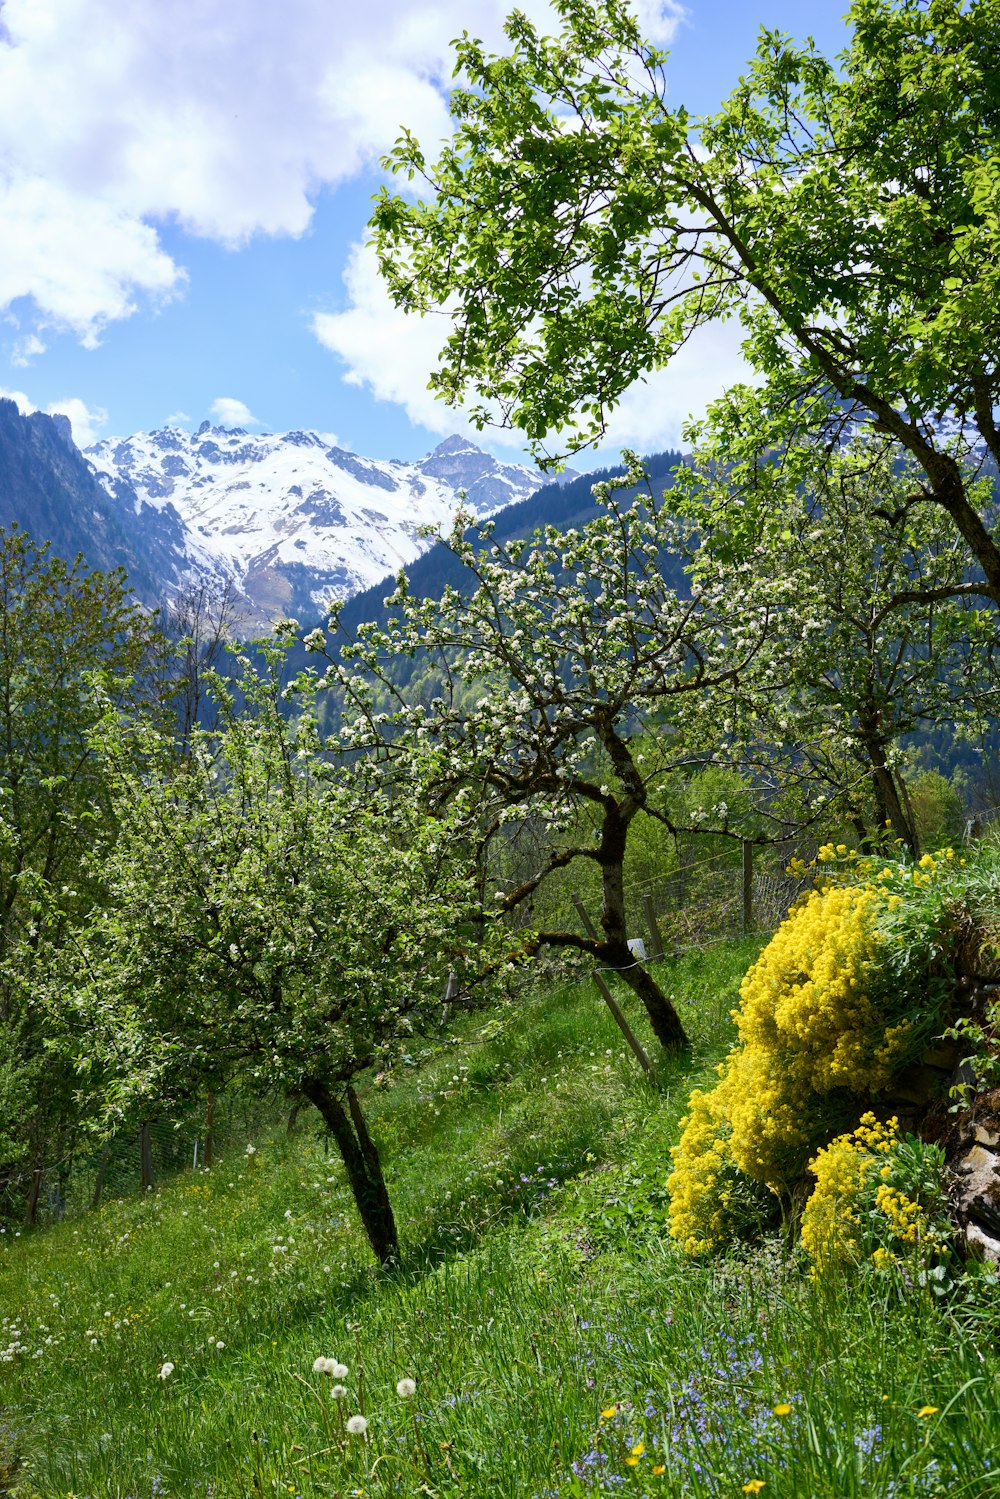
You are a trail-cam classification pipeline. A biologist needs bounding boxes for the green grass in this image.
[2,938,1000,1497]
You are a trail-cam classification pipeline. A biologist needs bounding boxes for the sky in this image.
[0,0,854,466]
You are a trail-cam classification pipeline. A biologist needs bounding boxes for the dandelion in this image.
[332,1384,347,1400]
[346,1414,368,1436]
[917,1405,939,1418]
[742,1484,765,1495]
[313,1356,332,1374]
[600,1406,617,1419]
[773,1403,792,1416]
[631,1442,645,1456]
[158,1362,174,1380]
[653,1467,665,1476]
[396,1377,417,1398]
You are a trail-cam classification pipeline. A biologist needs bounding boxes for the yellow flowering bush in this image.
[801,1114,952,1276]
[668,858,955,1257]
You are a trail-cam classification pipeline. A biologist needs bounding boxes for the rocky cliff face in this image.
[0,399,188,606]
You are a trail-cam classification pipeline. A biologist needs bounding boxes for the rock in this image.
[965,1221,1000,1264]
[953,1141,1000,1239]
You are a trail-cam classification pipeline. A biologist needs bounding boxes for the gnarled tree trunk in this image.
[302,1078,399,1267]
[598,803,688,1052]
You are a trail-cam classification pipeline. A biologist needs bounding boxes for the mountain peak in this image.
[427,434,482,458]
[83,423,545,629]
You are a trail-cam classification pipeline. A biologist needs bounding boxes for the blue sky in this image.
[0,0,853,465]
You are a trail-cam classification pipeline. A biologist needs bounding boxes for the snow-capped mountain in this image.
[85,424,547,627]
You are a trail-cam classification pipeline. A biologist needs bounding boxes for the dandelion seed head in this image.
[346,1414,368,1436]
[396,1377,417,1398]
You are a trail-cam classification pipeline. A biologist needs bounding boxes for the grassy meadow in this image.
[2,941,1000,1499]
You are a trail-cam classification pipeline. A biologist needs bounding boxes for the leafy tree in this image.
[372,0,1000,598]
[320,461,786,1055]
[61,642,488,1266]
[0,526,165,1219]
[692,441,999,853]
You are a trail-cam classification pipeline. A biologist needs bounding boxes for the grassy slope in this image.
[2,942,999,1499]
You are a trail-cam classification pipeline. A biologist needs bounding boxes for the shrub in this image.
[667,852,959,1256]
[801,1113,954,1278]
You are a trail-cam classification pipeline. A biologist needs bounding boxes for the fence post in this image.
[572,897,655,1080]
[140,1123,154,1192]
[742,840,754,936]
[92,1139,110,1211]
[643,893,665,961]
[204,1093,215,1168]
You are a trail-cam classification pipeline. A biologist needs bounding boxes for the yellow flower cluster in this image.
[800,1113,895,1273]
[800,1114,944,1274]
[665,1086,732,1256]
[873,1183,933,1247]
[668,884,914,1256]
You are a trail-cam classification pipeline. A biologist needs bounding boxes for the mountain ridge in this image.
[85,423,553,626]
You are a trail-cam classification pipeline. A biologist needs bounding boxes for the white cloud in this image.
[164,410,192,429]
[209,397,261,430]
[0,385,108,445]
[0,386,33,415]
[45,396,108,446]
[0,0,685,342]
[313,242,493,441]
[314,238,750,457]
[11,332,46,366]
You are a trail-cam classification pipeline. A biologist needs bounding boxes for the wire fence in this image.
[10,819,995,1233]
[3,1091,289,1232]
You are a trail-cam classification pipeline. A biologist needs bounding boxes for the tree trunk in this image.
[302,1078,399,1267]
[24,1153,43,1227]
[612,952,688,1051]
[597,807,688,1052]
[870,755,917,857]
[857,713,917,857]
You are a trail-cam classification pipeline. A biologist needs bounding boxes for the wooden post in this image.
[140,1123,153,1192]
[643,893,665,961]
[572,897,655,1079]
[742,839,754,936]
[92,1139,110,1211]
[204,1092,215,1168]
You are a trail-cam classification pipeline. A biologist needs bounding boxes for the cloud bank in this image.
[0,0,685,347]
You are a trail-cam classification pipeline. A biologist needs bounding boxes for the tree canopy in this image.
[320,459,790,1054]
[59,643,488,1264]
[372,0,1000,596]
[0,526,165,1220]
